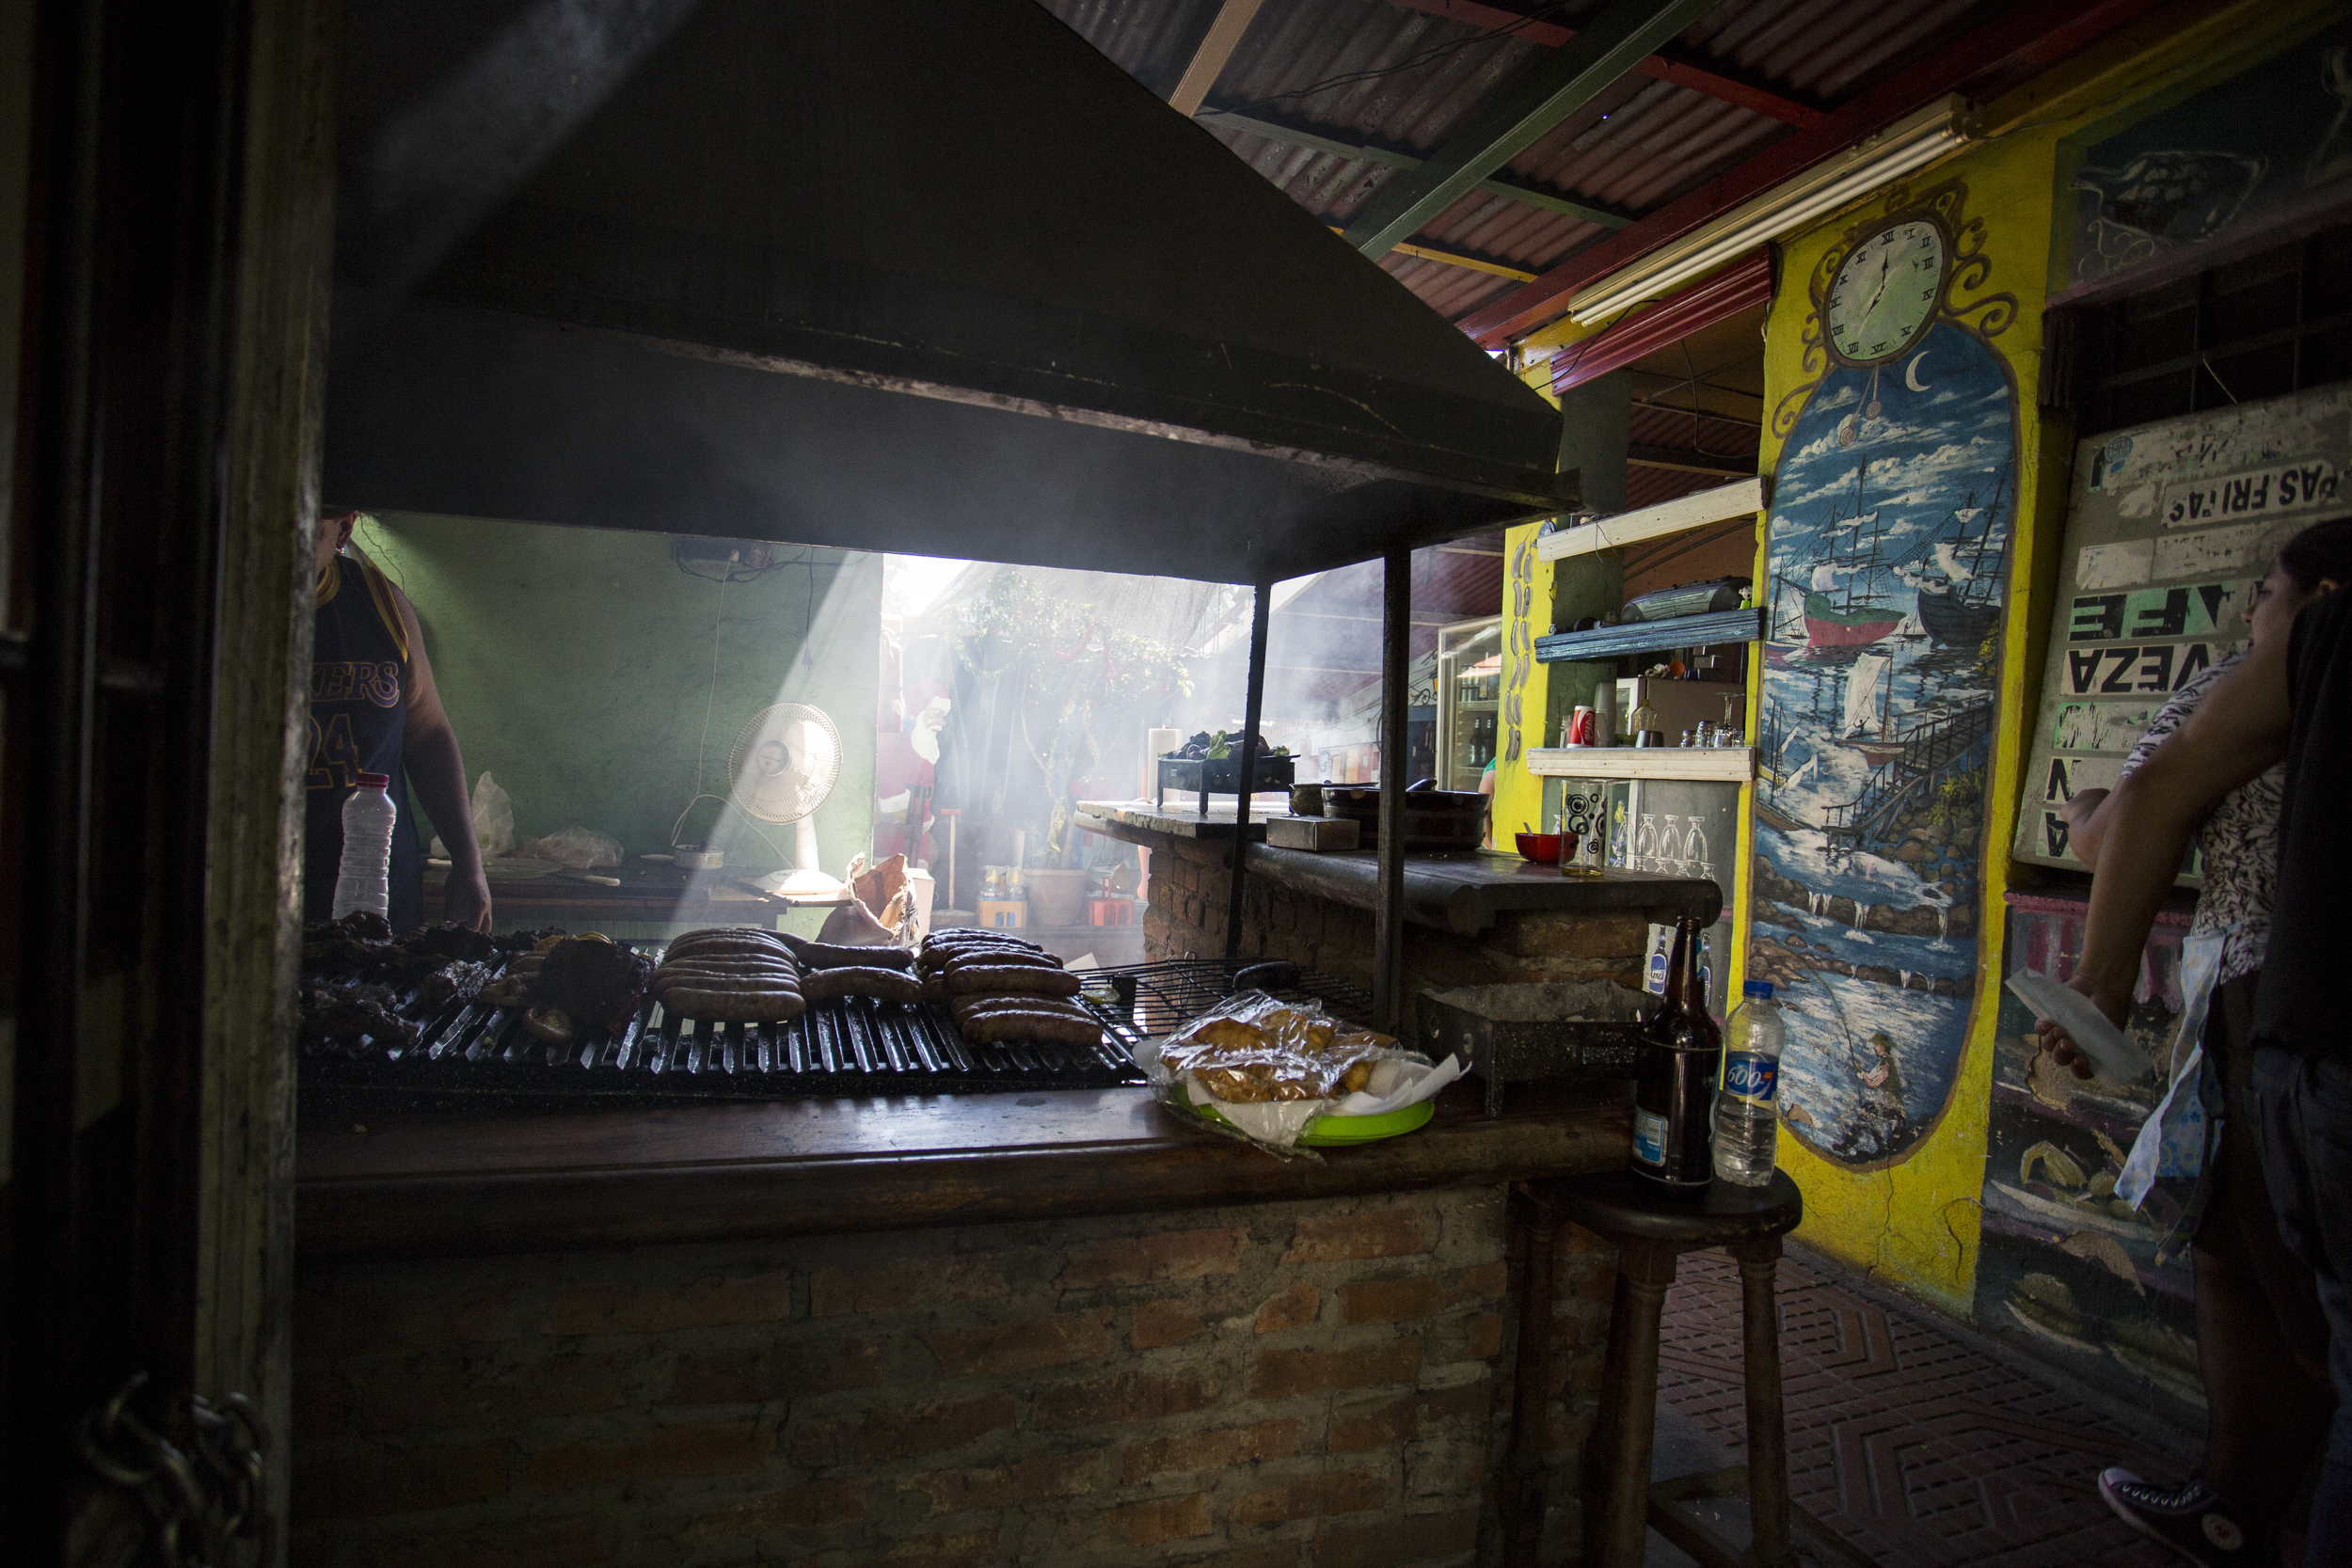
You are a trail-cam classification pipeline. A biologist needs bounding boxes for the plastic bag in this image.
[432,770,514,859]
[1147,990,1440,1153]
[516,826,625,869]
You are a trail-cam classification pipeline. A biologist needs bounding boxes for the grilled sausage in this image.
[921,942,1052,974]
[667,925,791,946]
[658,949,801,970]
[656,986,807,1022]
[801,966,925,1003]
[657,949,800,970]
[920,931,1045,959]
[665,935,793,963]
[655,967,802,996]
[944,965,1082,998]
[669,925,790,945]
[952,995,1096,1027]
[959,1006,1104,1047]
[779,933,916,970]
[941,948,1064,974]
[655,977,802,1004]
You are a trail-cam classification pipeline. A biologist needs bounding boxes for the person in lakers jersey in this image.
[306,510,492,931]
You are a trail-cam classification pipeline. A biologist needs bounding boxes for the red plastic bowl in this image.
[1515,832,1565,863]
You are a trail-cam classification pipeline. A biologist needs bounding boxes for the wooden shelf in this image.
[1535,478,1765,562]
[1525,746,1755,783]
[1534,608,1762,663]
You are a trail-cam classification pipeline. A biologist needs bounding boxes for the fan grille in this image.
[725,703,841,823]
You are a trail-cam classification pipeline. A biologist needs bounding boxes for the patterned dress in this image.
[2118,652,2280,985]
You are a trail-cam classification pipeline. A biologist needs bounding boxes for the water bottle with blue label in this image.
[1711,981,1784,1187]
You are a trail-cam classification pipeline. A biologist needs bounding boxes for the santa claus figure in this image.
[874,680,950,865]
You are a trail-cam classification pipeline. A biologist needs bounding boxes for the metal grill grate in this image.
[298,954,1376,1113]
[300,946,1148,1111]
[1100,958,1375,1037]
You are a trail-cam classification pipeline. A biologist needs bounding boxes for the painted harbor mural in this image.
[1748,180,2019,1167]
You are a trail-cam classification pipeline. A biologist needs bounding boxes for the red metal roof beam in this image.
[1549,248,1774,394]
[1384,0,1825,127]
[1457,0,2175,349]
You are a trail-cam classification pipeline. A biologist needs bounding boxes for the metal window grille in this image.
[2065,222,2352,439]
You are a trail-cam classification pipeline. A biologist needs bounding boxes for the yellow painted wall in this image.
[1732,0,2335,1312]
[1487,0,2331,1314]
[1493,516,1553,847]
[1490,356,1573,847]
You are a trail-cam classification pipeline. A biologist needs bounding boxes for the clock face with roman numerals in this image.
[1825,217,1946,367]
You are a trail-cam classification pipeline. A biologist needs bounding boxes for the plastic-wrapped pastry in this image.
[1158,991,1398,1102]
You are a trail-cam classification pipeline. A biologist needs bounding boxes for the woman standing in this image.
[2050,517,2352,1567]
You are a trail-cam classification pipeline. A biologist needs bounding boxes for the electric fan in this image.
[724,702,843,898]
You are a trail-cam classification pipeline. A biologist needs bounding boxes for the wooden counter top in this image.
[295,1078,1631,1263]
[1079,800,1720,936]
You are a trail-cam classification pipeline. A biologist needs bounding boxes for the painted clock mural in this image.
[1748,178,2021,1166]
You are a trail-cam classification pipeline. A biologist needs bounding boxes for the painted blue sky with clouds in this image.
[1768,325,2017,575]
[1756,320,2017,1165]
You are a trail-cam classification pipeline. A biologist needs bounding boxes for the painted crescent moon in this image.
[1904,352,1931,392]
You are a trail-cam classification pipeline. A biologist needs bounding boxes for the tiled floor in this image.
[1648,1247,2202,1568]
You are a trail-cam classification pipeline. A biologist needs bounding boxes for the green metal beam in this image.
[1200,106,1632,230]
[1339,0,1717,259]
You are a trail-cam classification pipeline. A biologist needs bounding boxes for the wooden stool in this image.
[1544,1169,1804,1568]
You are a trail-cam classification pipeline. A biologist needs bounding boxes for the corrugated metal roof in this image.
[1042,0,2003,324]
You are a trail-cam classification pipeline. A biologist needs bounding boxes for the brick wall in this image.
[294,1188,1619,1567]
[1143,838,1660,1043]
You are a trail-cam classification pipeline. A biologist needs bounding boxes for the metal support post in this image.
[1223,578,1273,958]
[1375,546,1410,1029]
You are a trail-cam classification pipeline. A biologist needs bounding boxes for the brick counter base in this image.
[1143,839,1649,1042]
[294,1187,1618,1567]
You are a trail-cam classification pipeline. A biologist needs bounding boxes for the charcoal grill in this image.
[1154,752,1296,818]
[298,953,1377,1113]
[300,944,1150,1112]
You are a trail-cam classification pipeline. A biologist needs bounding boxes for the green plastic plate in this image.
[1175,1082,1435,1146]
[1299,1100,1436,1145]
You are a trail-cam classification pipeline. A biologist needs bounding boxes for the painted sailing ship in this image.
[1800,461,1904,648]
[1899,465,2009,647]
[1837,651,1905,765]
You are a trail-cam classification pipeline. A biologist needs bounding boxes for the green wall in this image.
[355,514,880,879]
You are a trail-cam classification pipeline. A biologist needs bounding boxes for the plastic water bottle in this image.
[1712,981,1784,1187]
[331,771,398,921]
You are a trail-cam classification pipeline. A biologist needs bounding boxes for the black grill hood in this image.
[325,0,1572,583]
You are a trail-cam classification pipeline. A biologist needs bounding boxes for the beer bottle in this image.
[1630,915,1719,1192]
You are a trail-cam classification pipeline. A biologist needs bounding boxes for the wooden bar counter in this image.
[297,1079,1629,1262]
[293,1082,1635,1566]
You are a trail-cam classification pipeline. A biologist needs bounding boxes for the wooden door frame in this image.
[3,0,332,1560]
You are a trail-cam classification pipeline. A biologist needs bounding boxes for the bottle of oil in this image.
[1629,915,1718,1192]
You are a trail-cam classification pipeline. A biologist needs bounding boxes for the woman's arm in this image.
[2058,786,2110,865]
[2071,638,2292,1024]
[393,588,493,931]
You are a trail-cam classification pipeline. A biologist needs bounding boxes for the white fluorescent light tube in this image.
[1566,97,1968,325]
